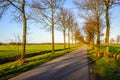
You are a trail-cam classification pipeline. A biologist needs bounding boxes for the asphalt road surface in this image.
[9,46,90,80]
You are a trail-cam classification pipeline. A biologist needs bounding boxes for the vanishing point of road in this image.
[10,46,90,80]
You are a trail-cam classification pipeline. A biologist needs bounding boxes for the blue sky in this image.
[0,0,120,43]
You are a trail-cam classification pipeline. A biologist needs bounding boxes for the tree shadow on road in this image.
[20,49,90,80]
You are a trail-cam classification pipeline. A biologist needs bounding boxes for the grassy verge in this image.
[0,46,80,80]
[88,46,120,80]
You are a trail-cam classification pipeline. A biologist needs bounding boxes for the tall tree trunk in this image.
[21,0,26,62]
[105,7,110,55]
[75,38,77,47]
[51,8,54,54]
[96,15,100,54]
[90,38,94,50]
[71,31,73,47]
[63,30,66,49]
[68,27,70,49]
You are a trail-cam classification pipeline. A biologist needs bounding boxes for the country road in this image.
[9,46,90,80]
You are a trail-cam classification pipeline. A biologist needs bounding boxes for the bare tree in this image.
[67,10,74,49]
[110,38,115,44]
[116,35,120,44]
[102,0,120,55]
[31,0,65,53]
[83,16,97,50]
[0,0,31,63]
[6,33,21,61]
[56,7,69,49]
[74,27,81,45]
[71,22,78,45]
[73,25,85,45]
[75,0,104,53]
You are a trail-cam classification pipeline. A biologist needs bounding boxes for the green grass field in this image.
[100,45,120,55]
[0,44,72,58]
[88,45,120,80]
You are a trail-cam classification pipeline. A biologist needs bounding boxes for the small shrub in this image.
[108,54,113,58]
[113,54,117,58]
[116,55,120,60]
[98,52,104,57]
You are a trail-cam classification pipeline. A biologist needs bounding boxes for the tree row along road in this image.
[9,46,90,80]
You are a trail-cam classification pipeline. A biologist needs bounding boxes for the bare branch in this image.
[7,0,22,11]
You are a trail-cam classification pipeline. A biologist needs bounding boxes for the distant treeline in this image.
[0,42,21,45]
[0,42,73,45]
[0,42,3,45]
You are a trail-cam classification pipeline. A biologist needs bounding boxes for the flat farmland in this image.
[0,44,71,58]
[100,45,120,55]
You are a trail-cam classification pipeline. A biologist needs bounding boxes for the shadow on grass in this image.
[0,48,73,64]
[88,52,120,80]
